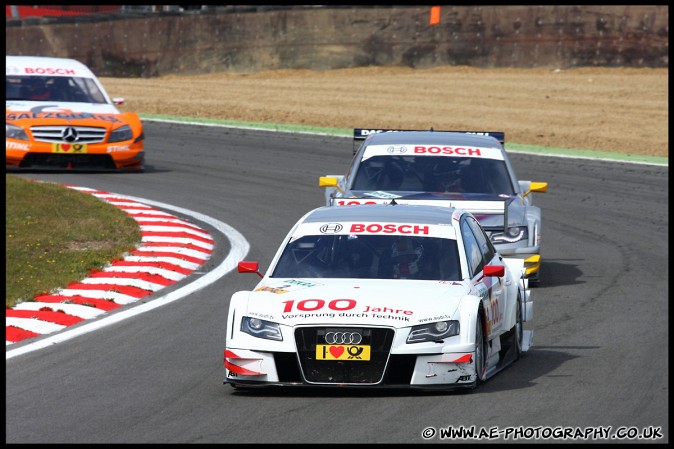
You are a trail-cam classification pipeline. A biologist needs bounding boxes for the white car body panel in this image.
[5,101,120,114]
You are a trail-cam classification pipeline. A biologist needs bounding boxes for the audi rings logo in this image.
[325,331,363,345]
[320,223,343,234]
[387,145,408,154]
[61,127,79,142]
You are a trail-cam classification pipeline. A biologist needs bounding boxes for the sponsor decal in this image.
[24,67,77,75]
[363,191,401,199]
[316,344,370,361]
[52,143,87,153]
[359,129,387,136]
[107,145,130,153]
[6,66,21,75]
[255,279,322,294]
[248,311,274,320]
[386,145,408,154]
[319,223,343,234]
[255,286,290,294]
[334,199,380,205]
[280,298,413,321]
[295,221,456,239]
[6,141,30,151]
[438,280,463,286]
[6,110,122,123]
[349,223,430,235]
[414,146,481,156]
[362,144,504,161]
[362,305,413,315]
[418,314,453,323]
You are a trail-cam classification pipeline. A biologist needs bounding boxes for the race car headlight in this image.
[241,316,283,341]
[491,226,528,244]
[6,123,29,141]
[407,320,460,343]
[108,125,133,143]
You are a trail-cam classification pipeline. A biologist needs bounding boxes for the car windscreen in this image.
[271,234,461,280]
[6,75,108,104]
[350,155,515,195]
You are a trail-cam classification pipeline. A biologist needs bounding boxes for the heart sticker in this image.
[329,346,344,358]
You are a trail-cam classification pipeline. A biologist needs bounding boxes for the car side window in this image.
[460,219,483,277]
[351,157,405,191]
[466,216,496,263]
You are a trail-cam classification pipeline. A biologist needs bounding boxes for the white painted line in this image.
[102,265,187,281]
[141,236,214,249]
[56,289,140,305]
[138,225,212,239]
[6,318,66,334]
[135,245,211,258]
[124,209,175,216]
[79,277,165,292]
[13,302,107,319]
[123,255,201,270]
[133,217,195,225]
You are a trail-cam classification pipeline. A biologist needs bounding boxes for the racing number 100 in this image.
[282,299,356,313]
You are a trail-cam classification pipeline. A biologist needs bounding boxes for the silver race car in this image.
[320,129,548,286]
[224,203,532,391]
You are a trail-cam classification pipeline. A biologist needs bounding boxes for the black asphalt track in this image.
[6,121,668,443]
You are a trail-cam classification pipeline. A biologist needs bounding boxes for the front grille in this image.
[294,327,395,384]
[30,126,107,143]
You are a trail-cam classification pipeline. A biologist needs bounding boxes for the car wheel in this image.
[527,270,540,288]
[513,292,523,358]
[474,313,487,386]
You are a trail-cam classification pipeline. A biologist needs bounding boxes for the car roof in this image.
[302,203,460,226]
[6,55,96,79]
[364,130,503,149]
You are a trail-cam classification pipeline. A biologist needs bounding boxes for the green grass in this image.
[5,174,142,309]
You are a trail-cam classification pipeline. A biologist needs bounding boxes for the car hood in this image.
[243,278,471,328]
[339,190,526,229]
[6,101,125,126]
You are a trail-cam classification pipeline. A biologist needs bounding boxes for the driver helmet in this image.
[23,77,51,101]
[431,159,462,192]
[391,238,423,279]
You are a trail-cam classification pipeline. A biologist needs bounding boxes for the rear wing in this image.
[353,128,505,154]
[329,196,513,232]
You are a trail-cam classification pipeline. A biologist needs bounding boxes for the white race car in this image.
[224,203,533,391]
[319,129,548,286]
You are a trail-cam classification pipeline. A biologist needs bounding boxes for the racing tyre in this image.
[528,270,540,288]
[473,313,487,388]
[513,292,523,359]
[500,291,523,363]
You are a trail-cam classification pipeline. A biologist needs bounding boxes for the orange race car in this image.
[6,55,145,171]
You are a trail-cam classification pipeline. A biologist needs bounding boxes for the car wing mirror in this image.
[483,265,505,277]
[238,261,263,278]
[523,181,548,198]
[319,176,344,193]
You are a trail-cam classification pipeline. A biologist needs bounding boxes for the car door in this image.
[460,215,505,337]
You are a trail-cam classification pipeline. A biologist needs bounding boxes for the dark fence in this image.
[5,5,669,77]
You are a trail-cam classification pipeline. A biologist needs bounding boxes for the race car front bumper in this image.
[224,347,479,389]
[6,139,144,171]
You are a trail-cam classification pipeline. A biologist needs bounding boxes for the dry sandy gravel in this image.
[101,66,668,158]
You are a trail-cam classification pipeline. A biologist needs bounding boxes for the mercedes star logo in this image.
[62,127,79,142]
